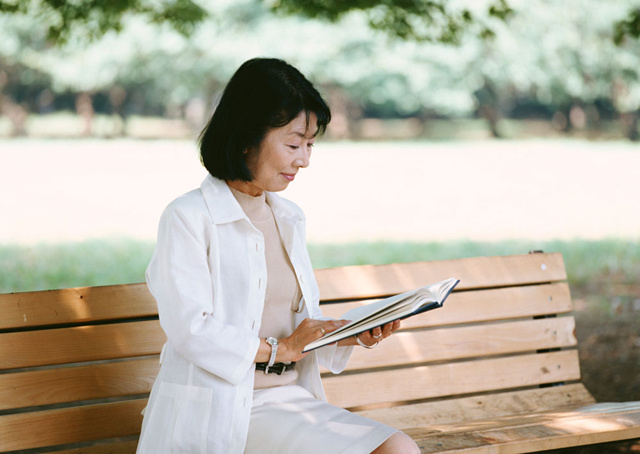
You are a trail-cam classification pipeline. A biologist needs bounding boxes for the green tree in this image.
[2,0,637,47]
[2,0,639,140]
[0,0,207,43]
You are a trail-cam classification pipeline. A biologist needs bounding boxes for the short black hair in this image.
[198,58,331,182]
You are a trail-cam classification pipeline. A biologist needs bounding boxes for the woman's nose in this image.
[295,148,310,168]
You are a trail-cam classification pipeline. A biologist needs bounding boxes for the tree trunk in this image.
[621,111,639,141]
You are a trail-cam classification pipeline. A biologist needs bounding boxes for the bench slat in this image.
[324,350,581,409]
[356,383,596,429]
[315,253,566,301]
[0,283,155,330]
[0,400,146,452]
[337,317,577,373]
[53,440,138,454]
[406,402,640,453]
[321,282,572,328]
[0,320,165,370]
[0,358,159,411]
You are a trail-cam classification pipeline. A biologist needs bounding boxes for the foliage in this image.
[2,0,637,48]
[269,0,514,43]
[1,0,639,139]
[614,7,640,45]
[0,0,207,43]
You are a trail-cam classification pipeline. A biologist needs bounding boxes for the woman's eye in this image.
[288,145,300,150]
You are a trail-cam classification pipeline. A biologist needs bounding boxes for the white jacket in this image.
[137,175,353,453]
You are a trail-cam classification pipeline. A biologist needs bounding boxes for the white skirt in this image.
[245,385,397,454]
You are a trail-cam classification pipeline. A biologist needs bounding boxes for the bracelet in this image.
[355,334,379,349]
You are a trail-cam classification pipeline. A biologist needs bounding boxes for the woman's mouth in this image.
[282,173,296,182]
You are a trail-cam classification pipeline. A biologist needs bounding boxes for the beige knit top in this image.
[230,187,302,389]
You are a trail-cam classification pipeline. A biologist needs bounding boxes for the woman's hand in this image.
[277,318,350,362]
[341,320,401,349]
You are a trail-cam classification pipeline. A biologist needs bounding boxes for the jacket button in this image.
[299,274,305,284]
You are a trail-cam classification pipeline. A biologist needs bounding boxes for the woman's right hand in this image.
[279,318,349,362]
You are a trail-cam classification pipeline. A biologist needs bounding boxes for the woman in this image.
[137,58,419,454]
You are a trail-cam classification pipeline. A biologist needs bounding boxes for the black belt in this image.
[255,362,296,375]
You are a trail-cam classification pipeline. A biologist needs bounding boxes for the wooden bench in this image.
[1,252,639,453]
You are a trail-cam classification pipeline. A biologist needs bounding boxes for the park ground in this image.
[1,137,639,452]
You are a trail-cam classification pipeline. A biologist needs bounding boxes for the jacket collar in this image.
[200,174,302,226]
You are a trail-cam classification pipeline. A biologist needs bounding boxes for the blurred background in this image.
[1,0,639,437]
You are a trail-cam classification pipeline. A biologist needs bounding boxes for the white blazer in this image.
[136,175,353,453]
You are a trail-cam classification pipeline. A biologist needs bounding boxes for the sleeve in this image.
[301,241,354,374]
[146,201,260,386]
[316,341,353,374]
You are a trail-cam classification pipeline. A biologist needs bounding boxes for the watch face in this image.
[266,337,278,346]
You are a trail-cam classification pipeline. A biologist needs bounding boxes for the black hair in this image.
[198,58,331,181]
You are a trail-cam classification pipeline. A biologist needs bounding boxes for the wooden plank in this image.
[324,350,581,409]
[410,401,640,435]
[0,320,166,370]
[0,400,146,452]
[50,440,138,454]
[356,384,596,429]
[315,253,566,301]
[333,317,577,373]
[321,283,573,329]
[0,358,159,411]
[407,402,640,453]
[0,283,156,330]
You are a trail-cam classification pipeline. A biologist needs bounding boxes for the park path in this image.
[1,138,639,244]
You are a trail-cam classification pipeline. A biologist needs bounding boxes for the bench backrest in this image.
[0,252,586,453]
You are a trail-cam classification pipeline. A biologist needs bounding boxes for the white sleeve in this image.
[306,278,354,374]
[147,202,259,386]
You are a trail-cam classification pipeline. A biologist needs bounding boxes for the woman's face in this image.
[233,111,317,196]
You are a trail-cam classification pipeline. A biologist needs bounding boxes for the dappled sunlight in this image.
[65,288,93,321]
[546,412,632,434]
[395,331,427,362]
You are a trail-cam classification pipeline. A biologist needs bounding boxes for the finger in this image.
[370,327,383,339]
[381,321,399,339]
[319,319,349,336]
[380,322,393,338]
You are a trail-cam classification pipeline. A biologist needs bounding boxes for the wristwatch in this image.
[265,337,278,374]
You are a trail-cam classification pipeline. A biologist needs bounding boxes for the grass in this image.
[2,238,639,312]
[0,238,155,293]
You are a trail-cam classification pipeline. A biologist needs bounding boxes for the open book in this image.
[303,277,460,353]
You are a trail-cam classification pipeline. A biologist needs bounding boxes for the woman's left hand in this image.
[349,320,401,348]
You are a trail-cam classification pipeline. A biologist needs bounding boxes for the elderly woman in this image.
[136,58,419,454]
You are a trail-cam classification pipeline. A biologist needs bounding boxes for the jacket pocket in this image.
[138,381,213,453]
